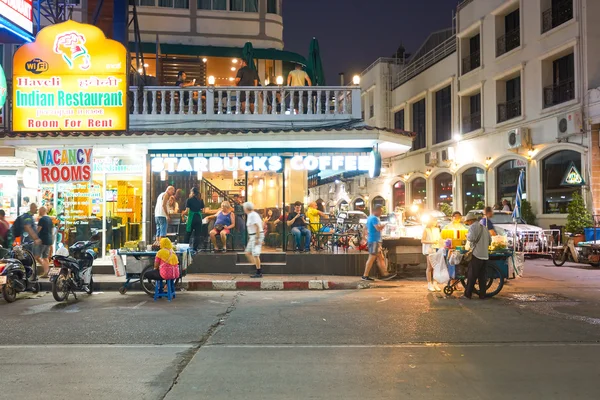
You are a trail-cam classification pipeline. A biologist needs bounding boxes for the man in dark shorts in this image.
[362,205,396,281]
[235,59,258,113]
[182,187,206,251]
[36,206,54,277]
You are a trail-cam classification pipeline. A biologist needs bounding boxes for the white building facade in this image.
[355,0,600,228]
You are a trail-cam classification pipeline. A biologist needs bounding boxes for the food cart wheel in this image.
[118,286,127,295]
[443,286,453,295]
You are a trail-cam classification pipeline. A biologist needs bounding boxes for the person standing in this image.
[287,63,312,114]
[421,218,441,291]
[182,187,205,251]
[244,202,264,278]
[480,206,497,236]
[446,211,467,230]
[362,205,396,281]
[20,203,41,246]
[235,59,258,114]
[502,199,512,212]
[0,209,10,247]
[155,186,174,240]
[286,201,311,252]
[463,213,491,299]
[36,207,54,278]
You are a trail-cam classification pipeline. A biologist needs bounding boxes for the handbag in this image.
[463,224,483,264]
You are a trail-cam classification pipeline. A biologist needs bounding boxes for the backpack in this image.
[10,215,24,239]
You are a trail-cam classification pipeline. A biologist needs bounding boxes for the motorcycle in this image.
[0,245,40,303]
[552,238,600,268]
[49,241,98,302]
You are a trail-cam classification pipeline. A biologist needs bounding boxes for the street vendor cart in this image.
[114,248,191,295]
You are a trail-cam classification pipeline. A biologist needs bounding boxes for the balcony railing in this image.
[127,86,362,130]
[542,0,573,33]
[497,98,521,123]
[543,79,575,108]
[462,50,480,75]
[496,28,520,57]
[462,112,481,133]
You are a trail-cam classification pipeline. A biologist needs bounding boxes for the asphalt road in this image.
[1,259,600,399]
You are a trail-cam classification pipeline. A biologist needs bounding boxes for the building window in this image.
[352,198,366,212]
[394,109,405,130]
[392,181,406,210]
[543,52,575,108]
[198,0,227,9]
[462,34,480,75]
[267,0,278,14]
[462,92,481,133]
[542,150,581,214]
[434,85,452,144]
[497,76,521,123]
[371,196,386,212]
[231,0,257,11]
[542,0,573,34]
[137,0,155,6]
[497,8,520,57]
[368,91,374,118]
[158,0,189,8]
[496,159,527,208]
[412,99,426,150]
[411,178,427,206]
[462,167,485,213]
[434,173,453,209]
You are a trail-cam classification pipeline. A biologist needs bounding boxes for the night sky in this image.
[283,0,459,84]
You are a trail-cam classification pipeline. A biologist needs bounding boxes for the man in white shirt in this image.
[155,186,174,240]
[244,202,264,278]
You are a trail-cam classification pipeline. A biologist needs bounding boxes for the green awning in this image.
[129,43,306,65]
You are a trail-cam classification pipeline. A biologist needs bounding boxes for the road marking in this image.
[132,301,147,309]
[206,342,600,349]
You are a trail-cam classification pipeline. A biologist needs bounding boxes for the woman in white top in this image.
[421,218,441,292]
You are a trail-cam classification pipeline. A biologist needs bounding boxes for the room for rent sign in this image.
[38,147,93,184]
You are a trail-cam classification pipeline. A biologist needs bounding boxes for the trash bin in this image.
[584,228,600,242]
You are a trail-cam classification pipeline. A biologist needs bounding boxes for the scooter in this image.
[552,238,600,268]
[0,245,40,303]
[49,241,98,302]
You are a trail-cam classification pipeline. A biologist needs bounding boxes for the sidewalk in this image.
[39,274,372,292]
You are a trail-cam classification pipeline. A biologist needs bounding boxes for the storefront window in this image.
[542,150,582,214]
[434,173,453,209]
[392,180,405,210]
[496,159,527,208]
[0,168,40,222]
[371,196,385,212]
[411,178,427,206]
[352,198,366,212]
[462,167,485,213]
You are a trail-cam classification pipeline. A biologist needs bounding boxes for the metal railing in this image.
[462,112,481,133]
[497,98,521,123]
[543,79,575,108]
[393,35,456,89]
[508,229,562,255]
[361,57,405,76]
[496,28,520,57]
[542,0,573,33]
[461,50,480,75]
[128,85,361,118]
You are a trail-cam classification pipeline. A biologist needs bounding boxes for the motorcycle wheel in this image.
[2,282,17,303]
[552,250,567,266]
[140,266,157,296]
[31,281,40,294]
[52,273,70,302]
[85,276,94,295]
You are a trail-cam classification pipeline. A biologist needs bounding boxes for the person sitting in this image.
[208,201,236,252]
[305,201,329,234]
[287,201,311,252]
[502,199,512,212]
[446,211,467,230]
[144,237,180,283]
[175,70,198,107]
[167,195,179,214]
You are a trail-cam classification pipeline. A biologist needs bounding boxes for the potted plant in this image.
[565,192,594,244]
[520,199,536,225]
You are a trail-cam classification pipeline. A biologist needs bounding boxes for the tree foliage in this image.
[565,192,593,235]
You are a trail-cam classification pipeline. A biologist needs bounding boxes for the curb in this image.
[38,280,370,292]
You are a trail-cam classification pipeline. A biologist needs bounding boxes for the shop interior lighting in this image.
[276,76,284,85]
[202,58,208,63]
[410,203,419,213]
[232,59,238,63]
[232,170,238,179]
[208,76,216,85]
[231,67,236,71]
[352,75,360,85]
[160,170,166,181]
[144,63,149,68]
[485,157,492,167]
[269,178,275,187]
[248,185,253,196]
[197,170,203,181]
[229,77,234,81]
[241,189,245,197]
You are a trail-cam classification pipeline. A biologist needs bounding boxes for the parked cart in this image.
[443,248,509,297]
[114,249,191,295]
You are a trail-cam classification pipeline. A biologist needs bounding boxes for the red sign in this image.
[0,0,33,35]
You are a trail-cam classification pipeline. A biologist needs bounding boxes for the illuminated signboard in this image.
[151,155,376,174]
[12,20,127,132]
[561,161,585,187]
[0,0,33,35]
[37,147,93,184]
[0,63,6,109]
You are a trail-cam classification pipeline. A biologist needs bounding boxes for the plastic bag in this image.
[110,250,126,277]
[448,250,463,266]
[430,249,450,284]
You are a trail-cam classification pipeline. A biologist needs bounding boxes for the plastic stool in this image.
[154,279,176,302]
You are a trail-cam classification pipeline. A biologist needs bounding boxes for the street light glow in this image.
[352,75,360,85]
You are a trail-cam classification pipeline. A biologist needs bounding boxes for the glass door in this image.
[105,174,144,254]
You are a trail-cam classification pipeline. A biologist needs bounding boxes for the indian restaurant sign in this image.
[38,147,93,184]
[12,20,127,132]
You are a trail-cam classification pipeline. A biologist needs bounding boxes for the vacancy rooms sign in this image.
[38,147,93,184]
[12,20,127,132]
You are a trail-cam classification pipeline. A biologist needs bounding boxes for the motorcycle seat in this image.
[0,258,22,264]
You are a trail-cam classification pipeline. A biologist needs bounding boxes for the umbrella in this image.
[307,37,325,86]
[242,42,256,70]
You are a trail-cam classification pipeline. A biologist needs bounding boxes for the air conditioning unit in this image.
[557,112,582,138]
[358,176,367,189]
[440,147,455,162]
[425,151,438,166]
[507,127,530,149]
